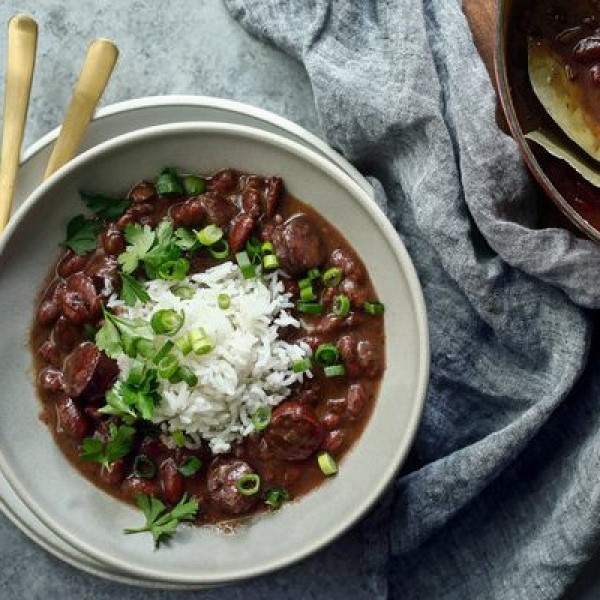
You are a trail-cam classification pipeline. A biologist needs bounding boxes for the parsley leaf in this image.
[118,224,156,274]
[124,493,199,548]
[95,307,153,358]
[174,228,199,251]
[80,423,135,468]
[65,215,101,255]
[120,272,151,306]
[80,191,131,220]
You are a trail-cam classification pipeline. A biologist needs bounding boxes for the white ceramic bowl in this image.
[0,122,428,585]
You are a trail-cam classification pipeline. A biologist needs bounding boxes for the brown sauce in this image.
[31,169,385,526]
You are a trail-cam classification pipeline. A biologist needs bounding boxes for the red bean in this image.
[321,412,341,430]
[228,213,255,253]
[326,397,347,414]
[242,186,262,218]
[52,315,81,353]
[37,367,64,393]
[170,198,205,228]
[60,273,102,325]
[128,180,156,203]
[159,457,185,505]
[322,430,344,453]
[337,333,384,379]
[265,176,284,218]
[340,279,367,307]
[347,383,367,419]
[115,213,136,231]
[84,252,119,294]
[38,340,61,368]
[101,224,126,256]
[139,436,167,462]
[36,279,65,327]
[57,249,89,278]
[199,192,238,227]
[122,476,160,499]
[329,247,365,282]
[100,460,126,485]
[208,169,239,194]
[55,395,90,439]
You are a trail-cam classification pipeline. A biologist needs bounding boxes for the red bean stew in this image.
[32,168,385,545]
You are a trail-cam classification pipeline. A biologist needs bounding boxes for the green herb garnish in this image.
[79,191,130,220]
[64,215,101,255]
[95,306,153,358]
[80,423,135,467]
[124,493,199,548]
[120,272,151,307]
[178,457,202,477]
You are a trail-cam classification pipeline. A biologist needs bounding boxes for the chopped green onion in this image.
[317,452,338,476]
[196,224,223,246]
[172,430,187,447]
[208,239,230,259]
[175,333,193,356]
[296,302,324,315]
[315,343,340,366]
[332,294,350,317]
[178,456,202,477]
[265,487,289,510]
[218,293,231,309]
[171,284,195,300]
[135,338,155,359]
[364,301,385,315]
[245,237,262,258]
[322,267,343,288]
[307,268,321,281]
[300,285,316,302]
[261,241,275,254]
[298,278,312,290]
[189,328,214,355]
[158,355,179,379]
[292,358,312,373]
[262,254,279,270]
[324,364,346,378]
[153,340,175,365]
[151,309,184,336]
[236,473,261,496]
[251,406,272,431]
[126,361,146,386]
[236,251,256,279]
[172,365,198,387]
[156,168,183,196]
[182,175,206,196]
[158,258,189,281]
[133,455,157,479]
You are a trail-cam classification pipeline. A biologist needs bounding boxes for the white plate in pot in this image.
[0,122,428,585]
[0,95,375,587]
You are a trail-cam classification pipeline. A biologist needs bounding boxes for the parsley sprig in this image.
[95,306,153,358]
[80,191,130,220]
[120,272,151,307]
[64,215,101,255]
[80,423,135,468]
[124,494,199,548]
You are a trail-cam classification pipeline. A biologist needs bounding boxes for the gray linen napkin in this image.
[219,1,600,598]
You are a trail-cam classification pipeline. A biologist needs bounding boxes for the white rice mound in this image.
[108,261,311,454]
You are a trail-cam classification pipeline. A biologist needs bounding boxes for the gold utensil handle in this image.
[0,14,38,233]
[43,38,118,180]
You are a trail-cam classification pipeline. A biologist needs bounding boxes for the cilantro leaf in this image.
[120,273,151,307]
[174,228,199,251]
[65,215,101,255]
[80,191,131,220]
[99,383,137,420]
[124,493,199,548]
[118,224,155,274]
[95,307,153,358]
[80,423,135,468]
[95,311,122,357]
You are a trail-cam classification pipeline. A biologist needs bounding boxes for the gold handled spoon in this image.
[0,14,38,233]
[43,38,118,180]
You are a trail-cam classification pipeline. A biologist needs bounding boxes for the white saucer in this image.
[0,95,372,587]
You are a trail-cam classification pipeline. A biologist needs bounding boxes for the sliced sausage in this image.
[100,459,126,485]
[337,333,384,379]
[169,198,205,228]
[272,214,326,276]
[60,273,102,325]
[57,249,89,278]
[38,367,65,393]
[265,176,284,218]
[52,315,82,353]
[208,169,239,194]
[241,186,262,218]
[228,213,255,254]
[264,400,324,460]
[122,475,160,499]
[101,224,126,256]
[62,342,118,401]
[329,248,365,282]
[159,457,185,505]
[55,395,90,439]
[36,278,65,327]
[199,192,238,227]
[207,458,259,514]
[128,180,157,203]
